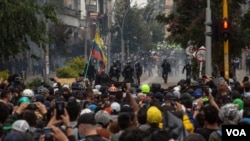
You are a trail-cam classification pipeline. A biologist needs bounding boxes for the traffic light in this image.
[221,18,231,41]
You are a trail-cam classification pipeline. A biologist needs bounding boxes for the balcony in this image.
[57,7,81,18]
[48,0,80,18]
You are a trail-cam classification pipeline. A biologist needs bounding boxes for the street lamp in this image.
[112,0,134,63]
[120,7,130,62]
[79,17,88,59]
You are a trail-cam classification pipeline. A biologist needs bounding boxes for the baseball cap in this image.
[77,113,96,126]
[110,102,121,113]
[80,108,92,115]
[95,110,111,127]
[173,90,180,99]
[62,84,70,89]
[153,92,164,102]
[146,106,162,124]
[233,98,244,110]
[18,96,31,105]
[33,94,45,103]
[88,104,97,112]
[12,120,30,132]
[193,89,203,99]
[92,89,102,95]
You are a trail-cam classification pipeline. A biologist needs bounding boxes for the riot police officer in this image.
[109,60,121,82]
[182,61,192,85]
[161,59,171,83]
[134,61,143,85]
[122,61,134,83]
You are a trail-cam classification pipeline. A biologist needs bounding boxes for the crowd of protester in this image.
[0,72,250,141]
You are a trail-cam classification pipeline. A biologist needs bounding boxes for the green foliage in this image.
[56,57,86,78]
[156,0,246,50]
[240,11,250,46]
[0,70,10,80]
[0,0,58,60]
[156,0,247,76]
[112,4,164,52]
[26,78,43,88]
[56,66,78,78]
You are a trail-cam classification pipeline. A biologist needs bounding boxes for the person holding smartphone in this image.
[41,109,76,141]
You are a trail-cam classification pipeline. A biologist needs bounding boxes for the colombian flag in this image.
[92,28,107,73]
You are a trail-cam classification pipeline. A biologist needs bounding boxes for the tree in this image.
[156,0,245,49]
[111,4,164,53]
[0,0,58,60]
[156,0,246,77]
[56,56,86,78]
[240,10,250,47]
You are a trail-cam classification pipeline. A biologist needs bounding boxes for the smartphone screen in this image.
[56,101,65,120]
[44,127,53,141]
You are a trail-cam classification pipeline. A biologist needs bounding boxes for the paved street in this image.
[24,67,248,90]
[141,66,185,89]
[140,67,249,89]
[235,68,248,82]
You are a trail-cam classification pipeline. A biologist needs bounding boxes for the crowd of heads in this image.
[0,72,250,141]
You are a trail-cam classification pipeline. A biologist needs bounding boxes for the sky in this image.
[130,0,148,8]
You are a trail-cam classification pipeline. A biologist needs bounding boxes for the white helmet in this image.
[22,89,34,98]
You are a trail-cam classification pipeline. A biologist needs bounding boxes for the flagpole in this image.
[84,50,92,85]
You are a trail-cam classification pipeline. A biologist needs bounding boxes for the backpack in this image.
[216,129,222,136]
[186,111,198,131]
[208,129,222,141]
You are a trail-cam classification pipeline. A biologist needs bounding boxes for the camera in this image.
[55,100,65,120]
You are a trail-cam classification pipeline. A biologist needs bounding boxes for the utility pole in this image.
[205,0,212,76]
[120,1,132,63]
[45,0,49,82]
[107,0,112,71]
[223,0,229,80]
[84,16,89,60]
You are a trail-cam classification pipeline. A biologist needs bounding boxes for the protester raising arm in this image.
[208,91,220,111]
[125,87,139,114]
[46,109,76,141]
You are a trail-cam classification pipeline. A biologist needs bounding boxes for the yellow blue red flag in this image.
[91,28,107,72]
